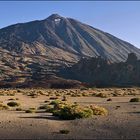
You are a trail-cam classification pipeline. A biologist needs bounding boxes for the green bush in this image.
[52,103,93,120]
[129,98,140,102]
[49,101,108,120]
[7,101,20,107]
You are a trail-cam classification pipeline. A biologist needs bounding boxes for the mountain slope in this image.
[0,14,140,62]
[0,14,140,87]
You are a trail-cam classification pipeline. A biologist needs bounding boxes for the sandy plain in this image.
[0,88,139,139]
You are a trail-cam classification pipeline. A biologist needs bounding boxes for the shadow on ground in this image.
[19,114,67,121]
[128,111,140,114]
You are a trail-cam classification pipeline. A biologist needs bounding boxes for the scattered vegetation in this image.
[0,92,15,96]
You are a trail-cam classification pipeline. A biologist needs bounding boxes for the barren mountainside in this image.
[0,14,140,87]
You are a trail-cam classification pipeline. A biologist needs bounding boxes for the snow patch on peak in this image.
[54,18,61,24]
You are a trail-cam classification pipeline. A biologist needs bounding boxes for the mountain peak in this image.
[47,14,63,20]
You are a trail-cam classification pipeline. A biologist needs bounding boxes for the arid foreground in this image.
[0,88,140,139]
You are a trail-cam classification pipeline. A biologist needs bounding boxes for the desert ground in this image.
[0,88,140,139]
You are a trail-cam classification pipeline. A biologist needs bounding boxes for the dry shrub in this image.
[50,100,61,105]
[8,98,15,101]
[51,102,108,120]
[45,105,54,113]
[0,93,4,96]
[59,129,70,134]
[28,92,39,98]
[0,104,9,110]
[82,93,88,97]
[25,108,36,113]
[96,93,108,98]
[129,98,140,102]
[49,97,59,100]
[62,96,67,101]
[16,107,22,111]
[38,104,50,110]
[44,100,50,103]
[107,98,112,101]
[90,105,108,115]
[52,103,93,120]
[7,101,20,107]
[37,90,45,95]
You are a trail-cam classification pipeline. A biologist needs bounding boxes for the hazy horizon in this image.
[0,1,140,48]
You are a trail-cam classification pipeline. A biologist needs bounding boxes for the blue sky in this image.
[0,1,140,48]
